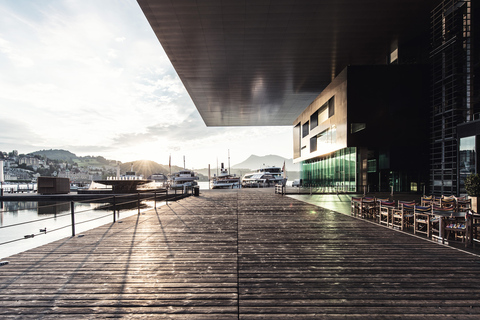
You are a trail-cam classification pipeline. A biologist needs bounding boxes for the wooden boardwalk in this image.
[1,189,480,319]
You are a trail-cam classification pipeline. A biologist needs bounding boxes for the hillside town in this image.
[0,150,115,184]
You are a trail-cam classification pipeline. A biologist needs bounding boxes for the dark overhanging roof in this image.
[137,0,439,126]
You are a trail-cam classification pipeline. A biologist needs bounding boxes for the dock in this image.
[1,189,480,319]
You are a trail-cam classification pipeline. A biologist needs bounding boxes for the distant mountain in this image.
[31,149,116,166]
[232,154,300,172]
[120,160,183,179]
[31,149,80,162]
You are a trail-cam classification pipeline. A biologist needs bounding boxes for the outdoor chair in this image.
[378,200,396,227]
[414,205,433,237]
[360,197,376,219]
[433,195,443,206]
[431,205,456,242]
[439,196,456,211]
[421,195,434,206]
[456,197,472,213]
[351,197,363,216]
[443,214,467,244]
[391,201,415,231]
[467,211,480,247]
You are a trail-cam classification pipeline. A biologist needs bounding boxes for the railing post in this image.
[113,196,116,223]
[137,192,140,215]
[154,191,157,208]
[70,201,75,237]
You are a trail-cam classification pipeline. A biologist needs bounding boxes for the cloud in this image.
[0,0,293,168]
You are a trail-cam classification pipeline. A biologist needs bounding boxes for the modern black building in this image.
[294,65,430,193]
[295,0,480,195]
[430,0,479,195]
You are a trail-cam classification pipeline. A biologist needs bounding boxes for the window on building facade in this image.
[316,126,337,153]
[351,123,366,133]
[310,110,318,130]
[459,135,476,193]
[410,182,418,192]
[310,136,317,153]
[328,96,335,118]
[316,96,336,124]
[367,159,377,173]
[302,121,309,138]
[300,147,357,192]
[318,101,328,124]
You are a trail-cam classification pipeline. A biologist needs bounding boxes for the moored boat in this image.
[241,166,286,188]
[168,169,199,190]
[211,164,240,189]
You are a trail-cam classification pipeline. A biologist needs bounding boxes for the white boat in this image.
[168,169,199,190]
[211,165,240,189]
[241,166,286,188]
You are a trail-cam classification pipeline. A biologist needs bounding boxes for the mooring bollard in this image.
[70,201,75,237]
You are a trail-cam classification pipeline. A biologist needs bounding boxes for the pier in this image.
[1,189,480,319]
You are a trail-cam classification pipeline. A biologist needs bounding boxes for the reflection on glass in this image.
[459,136,476,194]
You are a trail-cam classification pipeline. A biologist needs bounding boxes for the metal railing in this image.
[0,189,189,248]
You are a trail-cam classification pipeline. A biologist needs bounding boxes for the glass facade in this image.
[301,147,357,192]
[459,135,476,193]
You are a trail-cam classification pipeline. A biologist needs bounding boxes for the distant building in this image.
[19,157,40,166]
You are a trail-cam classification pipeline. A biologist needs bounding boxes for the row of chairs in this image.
[351,196,478,246]
[420,195,472,212]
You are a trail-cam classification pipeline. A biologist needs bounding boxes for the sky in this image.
[0,0,293,169]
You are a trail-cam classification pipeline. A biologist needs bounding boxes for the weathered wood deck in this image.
[1,189,480,319]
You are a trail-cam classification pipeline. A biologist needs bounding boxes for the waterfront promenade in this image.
[1,189,480,319]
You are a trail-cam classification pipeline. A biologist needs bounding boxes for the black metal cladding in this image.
[430,0,472,195]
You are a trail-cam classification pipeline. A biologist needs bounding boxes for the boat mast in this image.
[228,149,230,174]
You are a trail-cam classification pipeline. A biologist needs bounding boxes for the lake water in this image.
[0,199,163,260]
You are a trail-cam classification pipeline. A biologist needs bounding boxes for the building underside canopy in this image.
[138,0,438,126]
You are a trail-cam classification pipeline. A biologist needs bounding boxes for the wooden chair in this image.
[456,197,472,213]
[439,196,456,211]
[431,205,456,242]
[351,197,363,216]
[392,201,415,231]
[421,195,433,206]
[433,195,443,206]
[414,205,432,237]
[378,200,396,227]
[467,211,480,247]
[360,197,376,219]
[443,214,467,243]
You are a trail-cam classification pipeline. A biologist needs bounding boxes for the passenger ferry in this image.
[211,164,240,189]
[168,169,199,190]
[241,166,286,188]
